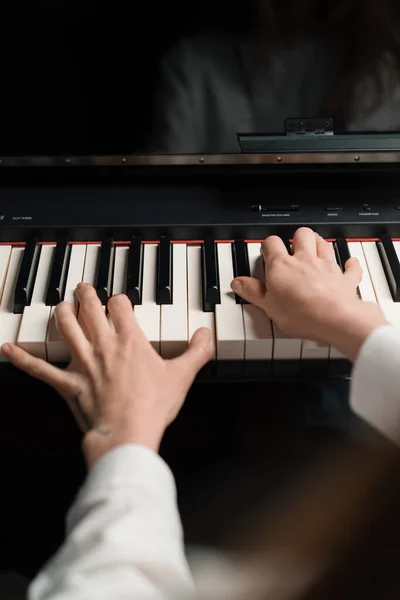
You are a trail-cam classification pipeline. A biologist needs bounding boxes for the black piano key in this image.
[156,236,173,305]
[334,238,351,272]
[14,238,40,314]
[201,236,220,312]
[126,236,143,305]
[283,238,292,254]
[334,237,361,298]
[232,240,250,304]
[376,234,400,302]
[45,238,69,306]
[96,236,113,305]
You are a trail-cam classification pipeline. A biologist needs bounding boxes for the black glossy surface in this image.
[95,236,113,305]
[231,239,250,304]
[377,234,400,302]
[13,238,38,314]
[156,236,173,305]
[202,237,220,312]
[335,238,351,272]
[126,236,143,305]
[45,238,69,306]
[0,167,400,242]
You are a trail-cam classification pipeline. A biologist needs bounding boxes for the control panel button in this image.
[324,207,342,212]
[251,205,299,213]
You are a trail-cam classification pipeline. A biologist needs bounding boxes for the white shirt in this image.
[28,325,400,600]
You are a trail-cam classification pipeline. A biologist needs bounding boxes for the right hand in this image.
[231,227,388,361]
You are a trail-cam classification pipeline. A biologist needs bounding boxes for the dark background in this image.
[0,0,248,156]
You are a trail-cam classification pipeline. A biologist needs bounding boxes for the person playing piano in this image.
[1,227,399,600]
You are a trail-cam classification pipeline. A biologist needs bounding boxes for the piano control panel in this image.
[0,183,400,241]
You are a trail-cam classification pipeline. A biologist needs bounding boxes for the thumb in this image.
[171,327,213,384]
[231,277,266,307]
[344,257,363,287]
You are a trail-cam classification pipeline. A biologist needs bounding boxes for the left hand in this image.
[1,283,212,466]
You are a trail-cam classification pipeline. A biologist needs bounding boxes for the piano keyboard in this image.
[0,236,400,378]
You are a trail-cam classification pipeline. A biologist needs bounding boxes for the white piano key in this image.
[160,243,188,358]
[111,246,129,295]
[243,242,273,361]
[348,242,377,303]
[393,241,400,280]
[134,243,160,352]
[0,246,20,362]
[0,245,12,300]
[108,245,129,332]
[46,244,87,362]
[273,325,302,361]
[17,244,55,359]
[75,243,107,344]
[269,240,301,362]
[215,243,244,360]
[329,241,366,363]
[187,245,216,359]
[82,243,101,284]
[302,339,330,361]
[270,243,302,362]
[301,242,334,362]
[63,245,88,305]
[362,241,400,326]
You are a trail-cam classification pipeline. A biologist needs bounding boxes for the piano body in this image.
[0,151,400,383]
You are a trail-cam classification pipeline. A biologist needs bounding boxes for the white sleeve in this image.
[28,444,195,600]
[350,324,400,444]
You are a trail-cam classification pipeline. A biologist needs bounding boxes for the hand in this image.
[231,227,388,361]
[1,283,212,467]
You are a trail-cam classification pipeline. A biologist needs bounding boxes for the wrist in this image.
[82,425,164,468]
[323,301,388,362]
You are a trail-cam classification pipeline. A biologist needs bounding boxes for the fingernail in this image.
[75,282,86,295]
[231,279,242,293]
[199,327,211,341]
[1,344,11,356]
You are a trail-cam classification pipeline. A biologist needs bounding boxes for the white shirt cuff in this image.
[350,324,400,445]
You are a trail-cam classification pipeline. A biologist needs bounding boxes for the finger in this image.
[316,235,336,263]
[261,236,289,265]
[344,257,363,286]
[75,283,110,344]
[1,343,73,390]
[54,301,92,361]
[107,294,139,336]
[231,276,266,308]
[292,227,318,257]
[170,327,213,385]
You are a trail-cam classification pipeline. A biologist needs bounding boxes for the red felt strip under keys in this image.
[1,237,399,247]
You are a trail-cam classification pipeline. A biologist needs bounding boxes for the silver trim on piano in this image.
[0,152,400,167]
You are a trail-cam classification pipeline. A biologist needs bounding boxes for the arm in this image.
[1,286,212,600]
[29,445,194,600]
